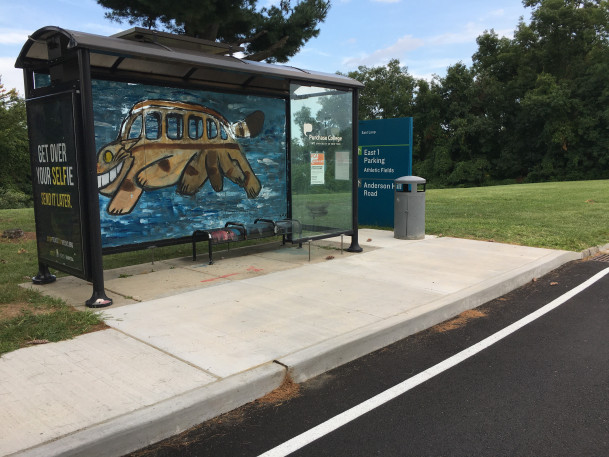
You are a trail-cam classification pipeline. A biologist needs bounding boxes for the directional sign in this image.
[358,118,413,227]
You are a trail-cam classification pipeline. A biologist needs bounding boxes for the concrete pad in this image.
[251,242,350,264]
[22,276,137,310]
[106,281,380,378]
[166,253,302,279]
[104,266,222,302]
[0,329,216,457]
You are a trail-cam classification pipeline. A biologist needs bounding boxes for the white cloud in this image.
[299,47,332,58]
[341,34,424,68]
[0,28,30,45]
[0,57,24,95]
[484,9,506,19]
[428,22,484,46]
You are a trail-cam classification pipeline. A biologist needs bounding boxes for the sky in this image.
[0,0,532,95]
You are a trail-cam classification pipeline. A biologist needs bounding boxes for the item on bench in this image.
[192,218,302,264]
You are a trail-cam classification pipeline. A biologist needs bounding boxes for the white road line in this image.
[259,266,609,457]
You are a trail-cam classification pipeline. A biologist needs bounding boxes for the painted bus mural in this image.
[91,80,287,248]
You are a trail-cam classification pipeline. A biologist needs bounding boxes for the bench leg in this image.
[208,239,214,265]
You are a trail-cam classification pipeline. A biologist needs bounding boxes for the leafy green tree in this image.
[0,77,31,206]
[97,0,330,62]
[469,0,609,183]
[347,59,416,120]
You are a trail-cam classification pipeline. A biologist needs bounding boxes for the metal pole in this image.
[78,49,112,308]
[347,88,362,252]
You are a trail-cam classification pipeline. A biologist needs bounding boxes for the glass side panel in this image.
[290,84,353,240]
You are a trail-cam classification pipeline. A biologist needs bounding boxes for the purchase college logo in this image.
[303,123,343,146]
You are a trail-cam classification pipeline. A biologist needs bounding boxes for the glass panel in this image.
[289,84,353,240]
[33,73,51,89]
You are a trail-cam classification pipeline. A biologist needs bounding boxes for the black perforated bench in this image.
[192,218,302,264]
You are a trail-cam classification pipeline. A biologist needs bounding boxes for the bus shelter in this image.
[16,26,364,307]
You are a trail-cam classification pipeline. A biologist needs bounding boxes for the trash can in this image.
[394,176,426,240]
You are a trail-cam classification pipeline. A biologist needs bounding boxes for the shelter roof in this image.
[15,26,363,93]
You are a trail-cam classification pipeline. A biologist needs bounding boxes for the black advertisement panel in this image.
[27,91,89,279]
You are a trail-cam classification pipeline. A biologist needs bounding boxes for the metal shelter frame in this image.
[16,26,364,307]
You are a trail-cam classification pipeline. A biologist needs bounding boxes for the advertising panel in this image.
[27,91,88,278]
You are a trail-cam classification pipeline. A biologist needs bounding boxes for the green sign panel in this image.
[27,91,88,278]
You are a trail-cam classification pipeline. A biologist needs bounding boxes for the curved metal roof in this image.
[15,26,363,93]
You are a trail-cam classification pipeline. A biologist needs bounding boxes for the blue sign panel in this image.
[358,118,412,227]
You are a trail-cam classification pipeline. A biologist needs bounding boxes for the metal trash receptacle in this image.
[394,176,426,240]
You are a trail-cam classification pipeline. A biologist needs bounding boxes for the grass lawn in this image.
[425,180,609,251]
[0,209,107,355]
[1,180,607,355]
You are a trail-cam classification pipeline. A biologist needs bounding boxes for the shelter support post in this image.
[79,49,112,308]
[347,88,362,253]
[32,262,56,285]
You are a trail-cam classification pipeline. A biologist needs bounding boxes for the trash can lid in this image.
[394,176,426,184]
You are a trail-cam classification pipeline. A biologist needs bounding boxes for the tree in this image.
[0,77,31,207]
[347,59,416,120]
[97,0,330,62]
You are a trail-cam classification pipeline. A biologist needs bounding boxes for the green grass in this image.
[425,180,609,251]
[0,208,105,356]
[1,180,607,354]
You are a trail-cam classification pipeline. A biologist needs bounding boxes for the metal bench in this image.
[192,218,302,264]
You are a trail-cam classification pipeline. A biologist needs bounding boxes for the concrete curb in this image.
[13,363,285,457]
[580,242,609,259]
[279,250,580,383]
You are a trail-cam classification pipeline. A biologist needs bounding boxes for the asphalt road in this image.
[126,258,609,457]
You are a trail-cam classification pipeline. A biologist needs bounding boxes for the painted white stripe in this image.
[259,267,609,457]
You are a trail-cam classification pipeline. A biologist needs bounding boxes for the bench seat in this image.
[192,219,301,264]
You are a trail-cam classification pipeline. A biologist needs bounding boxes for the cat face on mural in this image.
[96,100,264,215]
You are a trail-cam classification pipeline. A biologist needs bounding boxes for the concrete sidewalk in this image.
[2,230,582,457]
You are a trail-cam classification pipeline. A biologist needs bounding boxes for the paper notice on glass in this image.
[311,153,325,185]
[335,150,350,180]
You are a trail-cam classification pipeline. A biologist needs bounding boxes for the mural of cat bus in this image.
[96,100,264,215]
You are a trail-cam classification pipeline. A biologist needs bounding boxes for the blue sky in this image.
[0,0,531,94]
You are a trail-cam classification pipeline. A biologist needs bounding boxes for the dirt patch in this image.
[0,302,54,321]
[256,374,301,406]
[85,321,111,333]
[0,231,36,243]
[432,309,487,333]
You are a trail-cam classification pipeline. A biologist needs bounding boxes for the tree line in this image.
[349,0,609,187]
[0,81,30,208]
[2,0,608,207]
